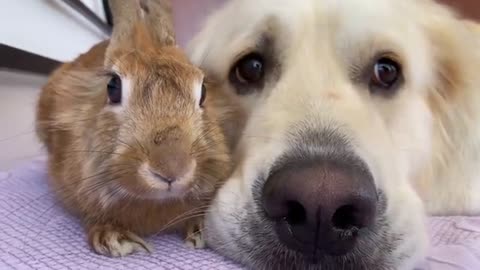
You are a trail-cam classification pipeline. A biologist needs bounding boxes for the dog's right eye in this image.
[229,53,265,94]
[107,74,122,105]
[369,56,402,94]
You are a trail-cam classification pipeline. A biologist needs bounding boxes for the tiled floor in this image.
[0,70,46,170]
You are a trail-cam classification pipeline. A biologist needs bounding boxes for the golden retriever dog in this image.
[187,0,480,269]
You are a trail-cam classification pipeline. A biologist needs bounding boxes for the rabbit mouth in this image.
[135,162,196,200]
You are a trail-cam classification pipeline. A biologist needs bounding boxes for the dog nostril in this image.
[332,205,361,230]
[285,201,306,225]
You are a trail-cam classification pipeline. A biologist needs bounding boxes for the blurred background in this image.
[0,0,477,170]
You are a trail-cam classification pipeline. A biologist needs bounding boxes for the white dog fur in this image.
[187,0,480,269]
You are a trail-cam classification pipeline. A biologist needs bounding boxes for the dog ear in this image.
[423,10,478,106]
[463,20,480,36]
[423,5,480,169]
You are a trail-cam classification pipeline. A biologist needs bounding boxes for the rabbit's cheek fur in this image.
[89,98,209,201]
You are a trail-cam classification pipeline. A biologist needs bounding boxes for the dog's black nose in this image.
[261,157,377,256]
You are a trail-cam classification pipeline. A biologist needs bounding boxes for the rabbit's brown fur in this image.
[36,0,238,257]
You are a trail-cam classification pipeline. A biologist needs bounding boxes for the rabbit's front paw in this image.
[88,224,152,257]
[185,221,205,249]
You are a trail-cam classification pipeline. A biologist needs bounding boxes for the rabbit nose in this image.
[148,140,194,184]
[148,168,176,184]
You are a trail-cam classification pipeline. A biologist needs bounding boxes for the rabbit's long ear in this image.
[141,0,176,46]
[106,0,175,56]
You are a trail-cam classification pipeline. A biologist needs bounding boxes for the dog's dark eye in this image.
[199,83,207,107]
[107,74,122,105]
[230,53,264,89]
[370,57,401,91]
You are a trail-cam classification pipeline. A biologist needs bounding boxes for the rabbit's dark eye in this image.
[107,74,122,104]
[199,84,207,107]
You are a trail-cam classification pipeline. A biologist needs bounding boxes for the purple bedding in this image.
[1,158,479,270]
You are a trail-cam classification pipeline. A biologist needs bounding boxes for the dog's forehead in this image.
[218,0,412,35]
[189,0,434,110]
[190,0,421,69]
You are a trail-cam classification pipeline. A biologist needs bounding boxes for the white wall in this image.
[0,0,107,169]
[0,0,227,60]
[0,71,46,170]
[0,0,107,62]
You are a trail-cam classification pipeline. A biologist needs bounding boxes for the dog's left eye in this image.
[229,53,265,95]
[370,57,401,92]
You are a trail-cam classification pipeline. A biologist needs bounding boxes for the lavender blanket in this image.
[1,158,479,270]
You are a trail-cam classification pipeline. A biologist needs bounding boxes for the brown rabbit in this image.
[35,0,235,257]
